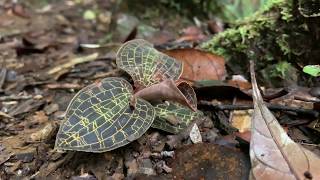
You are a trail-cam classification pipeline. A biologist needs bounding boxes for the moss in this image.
[202,0,320,86]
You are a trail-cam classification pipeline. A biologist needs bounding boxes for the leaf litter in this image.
[1,0,320,179]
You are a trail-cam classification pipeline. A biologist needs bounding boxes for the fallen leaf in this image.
[231,109,253,133]
[172,143,250,179]
[227,74,252,90]
[249,61,320,180]
[164,49,226,83]
[175,26,206,43]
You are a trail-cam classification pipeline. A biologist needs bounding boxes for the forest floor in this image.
[1,0,319,179]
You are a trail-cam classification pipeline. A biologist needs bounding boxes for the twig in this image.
[91,69,121,79]
[48,53,99,75]
[0,95,33,101]
[199,100,319,118]
[46,83,83,89]
[0,68,7,91]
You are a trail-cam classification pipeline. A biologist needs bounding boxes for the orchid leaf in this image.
[116,39,183,88]
[55,77,155,152]
[152,102,202,134]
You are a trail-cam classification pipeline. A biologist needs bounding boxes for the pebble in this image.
[189,124,202,143]
[138,159,156,176]
[44,103,59,115]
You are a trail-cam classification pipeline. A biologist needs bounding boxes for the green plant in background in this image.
[303,65,320,77]
[55,39,202,153]
[160,0,268,22]
[202,0,320,86]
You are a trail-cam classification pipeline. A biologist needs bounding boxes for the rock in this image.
[160,151,174,158]
[138,159,156,176]
[124,151,138,177]
[189,124,202,143]
[44,103,59,115]
[30,122,57,142]
[202,129,218,143]
[71,173,97,180]
[53,111,65,120]
[201,117,214,129]
[166,135,182,149]
[155,161,172,174]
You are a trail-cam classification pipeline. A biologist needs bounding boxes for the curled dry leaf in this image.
[133,79,197,111]
[164,48,226,83]
[249,61,320,180]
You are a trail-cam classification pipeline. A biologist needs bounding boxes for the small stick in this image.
[199,100,319,118]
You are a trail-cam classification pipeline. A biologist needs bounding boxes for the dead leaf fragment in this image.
[164,48,226,83]
[249,61,320,180]
[172,143,250,179]
[231,110,253,133]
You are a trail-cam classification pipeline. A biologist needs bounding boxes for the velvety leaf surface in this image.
[249,62,320,180]
[152,102,202,134]
[116,39,183,88]
[55,77,155,152]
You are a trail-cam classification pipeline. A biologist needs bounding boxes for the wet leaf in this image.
[249,61,320,180]
[133,79,197,111]
[164,48,226,83]
[152,102,202,134]
[55,77,155,152]
[116,39,183,88]
[172,143,250,180]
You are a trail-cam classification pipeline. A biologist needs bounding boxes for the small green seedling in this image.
[55,39,201,152]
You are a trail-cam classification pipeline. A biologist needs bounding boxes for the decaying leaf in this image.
[116,39,183,88]
[152,102,202,134]
[172,143,250,179]
[164,48,226,83]
[231,110,253,133]
[133,79,197,111]
[249,61,320,180]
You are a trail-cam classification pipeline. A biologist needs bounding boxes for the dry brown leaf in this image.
[164,49,226,83]
[133,79,197,111]
[231,110,253,133]
[250,61,320,180]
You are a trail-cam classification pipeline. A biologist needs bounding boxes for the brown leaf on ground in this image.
[175,26,207,43]
[164,49,226,83]
[249,61,320,180]
[134,79,197,111]
[172,143,250,179]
